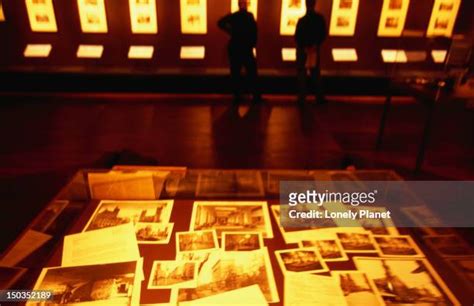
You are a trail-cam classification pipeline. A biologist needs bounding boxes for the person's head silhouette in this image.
[306,0,316,11]
[238,0,249,11]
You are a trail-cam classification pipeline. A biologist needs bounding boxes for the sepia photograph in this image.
[84,200,173,231]
[374,235,424,257]
[190,201,273,238]
[195,170,264,197]
[174,248,279,303]
[339,0,353,9]
[423,235,474,257]
[389,0,403,10]
[337,16,350,27]
[332,271,384,306]
[148,261,197,289]
[299,239,348,262]
[27,261,139,306]
[176,230,219,253]
[385,17,399,28]
[337,232,378,253]
[439,1,454,11]
[354,257,460,305]
[350,206,399,236]
[222,232,263,251]
[275,248,328,274]
[135,222,173,244]
[434,18,449,30]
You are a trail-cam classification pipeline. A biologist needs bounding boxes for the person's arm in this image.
[218,14,233,35]
[250,15,258,47]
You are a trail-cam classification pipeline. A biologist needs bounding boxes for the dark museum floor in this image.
[0,93,473,250]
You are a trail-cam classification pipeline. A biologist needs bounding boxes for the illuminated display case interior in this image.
[77,0,108,33]
[129,0,158,34]
[25,0,58,32]
[180,0,207,34]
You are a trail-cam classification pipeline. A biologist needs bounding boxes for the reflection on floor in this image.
[0,93,472,249]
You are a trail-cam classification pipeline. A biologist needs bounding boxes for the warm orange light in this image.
[280,0,305,36]
[329,0,360,36]
[129,0,158,34]
[24,44,52,58]
[128,46,154,59]
[25,0,57,32]
[431,50,448,63]
[180,46,205,59]
[77,0,108,33]
[76,45,104,58]
[381,49,408,63]
[378,0,410,37]
[332,48,358,62]
[281,48,296,61]
[0,1,5,21]
[427,0,461,37]
[180,0,207,34]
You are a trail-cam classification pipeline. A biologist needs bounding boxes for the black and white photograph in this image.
[354,257,460,305]
[176,230,219,253]
[337,232,378,253]
[275,248,328,274]
[174,248,279,304]
[299,239,348,262]
[135,222,173,244]
[423,235,474,257]
[190,201,273,238]
[195,170,264,197]
[27,261,140,306]
[332,271,384,306]
[148,261,197,289]
[83,200,173,244]
[374,235,424,257]
[222,232,263,251]
[351,206,399,236]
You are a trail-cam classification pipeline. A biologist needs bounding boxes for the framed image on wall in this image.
[25,0,58,32]
[329,0,359,36]
[129,0,158,34]
[280,0,306,36]
[377,0,410,36]
[427,0,460,37]
[77,0,108,33]
[180,0,207,34]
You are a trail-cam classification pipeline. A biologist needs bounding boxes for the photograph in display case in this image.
[195,170,264,197]
[174,248,279,304]
[275,248,328,274]
[350,206,399,236]
[77,0,108,33]
[337,232,378,253]
[26,260,141,306]
[298,239,348,262]
[180,0,207,34]
[331,271,384,306]
[190,201,273,238]
[427,0,460,37]
[222,232,263,251]
[129,0,157,33]
[176,230,219,253]
[25,0,57,32]
[354,257,460,305]
[329,0,359,36]
[83,200,173,244]
[378,0,409,36]
[374,235,424,257]
[280,0,306,35]
[389,0,403,10]
[148,261,198,289]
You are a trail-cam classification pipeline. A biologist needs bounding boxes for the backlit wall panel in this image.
[0,1,5,21]
[129,0,158,34]
[77,0,108,33]
[280,0,306,36]
[427,0,461,37]
[25,0,58,32]
[231,0,258,19]
[377,0,410,37]
[329,0,360,36]
[180,0,207,34]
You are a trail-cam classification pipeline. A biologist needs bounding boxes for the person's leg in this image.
[229,49,243,103]
[245,52,261,102]
[311,66,325,104]
[296,48,307,104]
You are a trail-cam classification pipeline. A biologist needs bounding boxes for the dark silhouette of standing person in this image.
[295,0,327,104]
[218,0,261,104]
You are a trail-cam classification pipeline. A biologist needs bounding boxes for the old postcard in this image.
[222,232,264,251]
[350,205,399,236]
[374,235,424,257]
[275,248,328,274]
[83,200,173,244]
[176,230,219,253]
[284,273,346,306]
[195,170,264,197]
[298,239,348,262]
[190,201,273,238]
[337,232,379,253]
[331,271,384,306]
[27,260,142,306]
[174,248,279,304]
[177,284,267,305]
[354,257,460,306]
[148,261,198,289]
